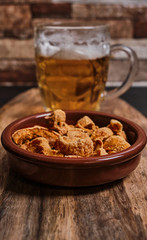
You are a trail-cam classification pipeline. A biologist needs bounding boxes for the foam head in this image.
[35,28,110,59]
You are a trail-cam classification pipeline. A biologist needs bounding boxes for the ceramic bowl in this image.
[1,111,147,187]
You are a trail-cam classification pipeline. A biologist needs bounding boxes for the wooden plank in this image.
[0,88,146,240]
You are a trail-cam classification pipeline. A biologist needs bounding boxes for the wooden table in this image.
[0,88,147,240]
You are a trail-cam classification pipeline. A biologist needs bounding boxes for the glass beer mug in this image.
[34,23,138,111]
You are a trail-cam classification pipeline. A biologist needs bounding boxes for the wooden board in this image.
[0,88,147,240]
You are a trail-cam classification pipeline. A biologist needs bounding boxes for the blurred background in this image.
[0,0,147,115]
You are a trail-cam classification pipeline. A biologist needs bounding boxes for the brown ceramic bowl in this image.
[1,111,147,187]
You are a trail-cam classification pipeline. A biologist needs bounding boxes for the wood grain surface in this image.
[0,88,147,240]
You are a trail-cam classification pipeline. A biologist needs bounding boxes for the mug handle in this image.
[102,44,138,100]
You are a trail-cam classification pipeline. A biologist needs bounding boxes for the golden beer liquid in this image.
[36,55,109,111]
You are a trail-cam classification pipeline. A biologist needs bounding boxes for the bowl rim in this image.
[1,110,147,168]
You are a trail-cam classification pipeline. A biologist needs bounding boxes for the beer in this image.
[36,55,109,111]
[35,24,138,112]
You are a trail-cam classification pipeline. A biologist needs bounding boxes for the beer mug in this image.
[34,24,138,111]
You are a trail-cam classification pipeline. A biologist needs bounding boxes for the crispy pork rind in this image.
[57,135,94,157]
[21,137,64,157]
[49,149,64,157]
[116,130,127,140]
[108,119,123,133]
[93,138,103,151]
[76,116,96,136]
[108,119,127,140]
[76,116,95,129]
[103,135,130,154]
[91,127,113,141]
[67,128,89,139]
[45,109,68,135]
[12,109,131,157]
[12,125,58,147]
[21,137,52,156]
[93,148,108,156]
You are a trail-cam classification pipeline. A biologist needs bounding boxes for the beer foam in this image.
[37,41,60,57]
[36,32,110,59]
[37,42,110,59]
[53,44,110,59]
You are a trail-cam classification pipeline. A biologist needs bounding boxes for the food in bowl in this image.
[12,109,131,157]
[1,110,146,186]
